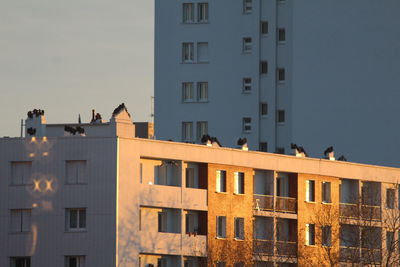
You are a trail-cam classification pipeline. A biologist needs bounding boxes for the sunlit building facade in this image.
[1,107,400,266]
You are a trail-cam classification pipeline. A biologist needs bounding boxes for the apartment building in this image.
[2,105,400,266]
[154,0,400,167]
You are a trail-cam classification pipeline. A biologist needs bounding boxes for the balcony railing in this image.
[276,241,297,257]
[340,247,361,263]
[361,248,382,264]
[254,194,274,211]
[361,205,381,221]
[276,196,297,213]
[340,203,381,221]
[254,240,274,256]
[340,203,359,219]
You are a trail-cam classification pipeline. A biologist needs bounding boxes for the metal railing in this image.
[339,247,360,262]
[254,194,274,211]
[361,248,382,264]
[253,240,274,256]
[276,196,297,213]
[340,203,381,221]
[276,241,297,257]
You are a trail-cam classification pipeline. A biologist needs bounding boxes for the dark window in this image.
[261,21,268,34]
[260,61,268,74]
[278,28,286,42]
[277,110,285,123]
[387,189,395,209]
[259,142,268,152]
[278,68,285,81]
[322,226,332,246]
[243,117,252,132]
[276,147,285,154]
[260,103,268,116]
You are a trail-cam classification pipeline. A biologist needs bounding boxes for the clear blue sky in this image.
[0,0,154,137]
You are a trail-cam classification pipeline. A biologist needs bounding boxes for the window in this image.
[322,226,332,246]
[186,213,195,233]
[184,259,194,267]
[243,0,252,13]
[306,224,315,245]
[182,82,194,102]
[182,43,194,63]
[186,168,195,188]
[216,216,226,238]
[197,42,209,63]
[216,263,226,267]
[66,160,87,184]
[10,257,30,267]
[197,3,208,23]
[197,82,208,101]
[306,180,315,202]
[10,209,31,233]
[278,28,286,42]
[260,103,268,116]
[276,147,285,154]
[182,122,193,142]
[66,208,86,231]
[234,172,245,194]
[243,37,252,53]
[11,161,32,185]
[65,256,85,267]
[242,78,252,93]
[216,170,227,193]
[234,263,244,267]
[387,189,395,209]
[158,258,167,267]
[182,3,194,23]
[322,182,331,203]
[197,121,208,140]
[234,217,245,240]
[259,142,268,152]
[278,68,285,81]
[277,110,285,123]
[261,21,268,35]
[387,231,394,251]
[242,117,252,132]
[260,61,268,74]
[158,211,167,232]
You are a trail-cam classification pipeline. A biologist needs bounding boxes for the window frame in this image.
[65,255,85,267]
[260,61,268,74]
[242,78,252,93]
[197,3,209,23]
[322,225,332,247]
[277,110,285,124]
[216,170,227,193]
[10,209,31,233]
[234,172,245,195]
[182,121,194,142]
[182,3,195,23]
[260,21,268,35]
[242,117,252,133]
[306,180,315,202]
[278,68,286,82]
[196,121,208,141]
[65,160,87,185]
[66,208,86,232]
[197,82,209,102]
[182,42,194,63]
[243,0,252,14]
[322,181,332,203]
[197,42,209,63]
[10,161,32,186]
[242,37,252,53]
[306,223,316,246]
[216,216,227,238]
[234,217,245,240]
[10,257,31,267]
[182,82,195,102]
[386,188,395,209]
[278,28,286,43]
[260,103,268,117]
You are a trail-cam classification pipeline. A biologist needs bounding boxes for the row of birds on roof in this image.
[196,135,347,161]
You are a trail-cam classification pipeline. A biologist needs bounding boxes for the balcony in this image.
[183,188,207,210]
[276,241,297,257]
[140,232,181,255]
[140,184,181,208]
[182,235,207,257]
[340,203,359,219]
[276,196,296,213]
[362,248,382,264]
[339,203,381,221]
[254,194,274,211]
[254,240,274,256]
[340,247,360,263]
[361,205,381,221]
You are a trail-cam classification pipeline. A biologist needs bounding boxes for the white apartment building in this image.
[154,0,400,167]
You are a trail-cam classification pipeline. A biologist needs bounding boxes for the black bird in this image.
[338,155,347,161]
[201,134,211,144]
[27,127,36,136]
[324,146,334,156]
[237,138,247,146]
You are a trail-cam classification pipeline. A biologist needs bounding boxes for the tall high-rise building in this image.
[154,0,400,167]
